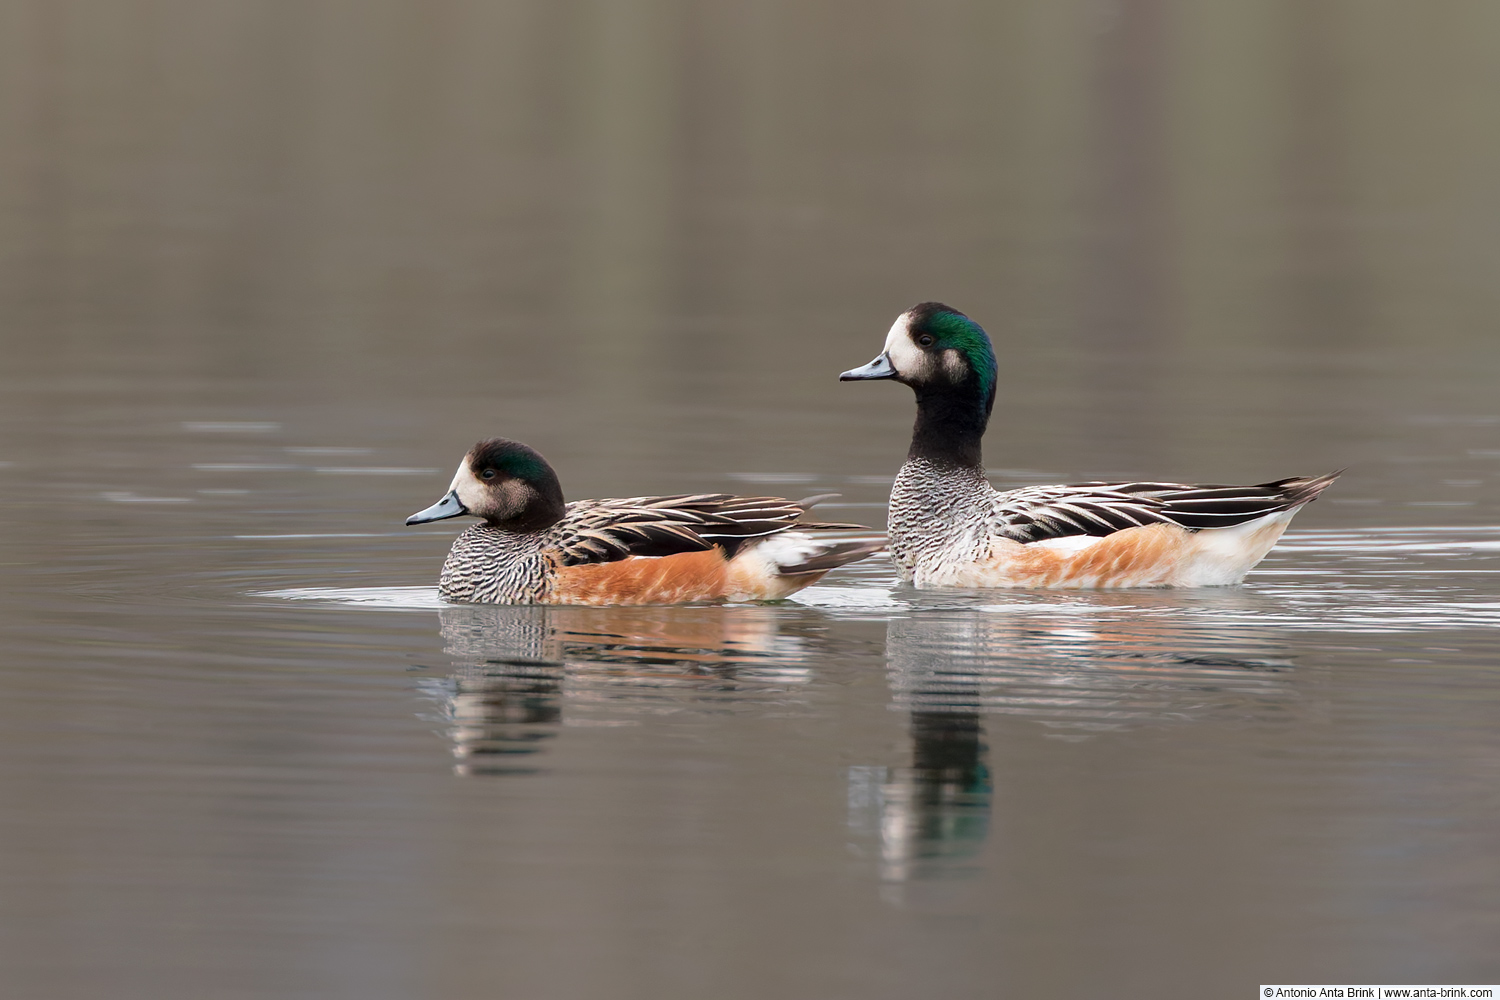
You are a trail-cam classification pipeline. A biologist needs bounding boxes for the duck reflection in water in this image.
[424,603,817,775]
[848,707,992,886]
[852,594,1298,884]
[427,605,562,775]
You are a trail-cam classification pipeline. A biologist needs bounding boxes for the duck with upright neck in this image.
[406,438,883,604]
[840,302,1339,588]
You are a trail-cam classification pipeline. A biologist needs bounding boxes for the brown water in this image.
[3,2,1500,996]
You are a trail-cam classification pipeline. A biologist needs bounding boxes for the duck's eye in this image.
[916,333,934,347]
[480,469,496,480]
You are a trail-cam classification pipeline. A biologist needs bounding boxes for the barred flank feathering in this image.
[440,524,554,604]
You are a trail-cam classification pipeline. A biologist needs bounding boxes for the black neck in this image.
[496,503,564,533]
[490,479,567,533]
[907,382,990,468]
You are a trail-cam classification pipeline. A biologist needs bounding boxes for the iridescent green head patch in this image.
[908,302,997,403]
[471,438,554,484]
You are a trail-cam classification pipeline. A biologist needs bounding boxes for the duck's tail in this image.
[1272,470,1344,507]
[1145,469,1344,531]
[726,532,886,599]
[774,537,888,579]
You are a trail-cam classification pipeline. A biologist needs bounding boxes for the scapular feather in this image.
[551,492,861,566]
[993,474,1342,545]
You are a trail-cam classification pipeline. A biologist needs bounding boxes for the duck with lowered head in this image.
[839,302,1339,589]
[406,438,883,605]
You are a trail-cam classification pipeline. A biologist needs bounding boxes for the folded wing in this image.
[992,472,1342,545]
[556,493,865,566]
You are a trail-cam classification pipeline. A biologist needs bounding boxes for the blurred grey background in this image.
[4,0,1498,502]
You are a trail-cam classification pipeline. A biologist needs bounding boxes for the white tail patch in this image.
[743,531,826,573]
[726,532,847,600]
[1173,509,1298,586]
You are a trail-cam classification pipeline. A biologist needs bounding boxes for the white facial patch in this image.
[941,349,968,381]
[451,458,486,512]
[883,312,928,378]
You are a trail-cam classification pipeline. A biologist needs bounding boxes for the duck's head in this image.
[840,302,997,411]
[406,438,566,531]
[840,303,998,465]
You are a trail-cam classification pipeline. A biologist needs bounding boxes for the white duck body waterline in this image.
[841,302,1340,590]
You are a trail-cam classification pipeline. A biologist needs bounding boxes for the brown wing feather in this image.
[553,494,868,567]
[773,538,887,578]
[994,471,1341,544]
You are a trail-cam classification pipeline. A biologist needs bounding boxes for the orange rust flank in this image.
[1001,523,1191,588]
[551,550,734,606]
